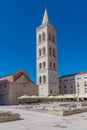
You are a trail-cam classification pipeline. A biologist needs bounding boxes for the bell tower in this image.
[36,9,59,96]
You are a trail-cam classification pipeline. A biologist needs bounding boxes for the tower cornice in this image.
[36,24,56,32]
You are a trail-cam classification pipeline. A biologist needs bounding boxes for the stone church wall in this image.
[9,81,38,105]
[0,80,9,105]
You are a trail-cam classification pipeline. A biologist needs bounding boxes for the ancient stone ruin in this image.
[0,111,21,123]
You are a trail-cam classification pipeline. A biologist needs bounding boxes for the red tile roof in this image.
[0,69,30,82]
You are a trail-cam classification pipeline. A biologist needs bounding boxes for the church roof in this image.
[42,9,50,25]
[13,69,30,81]
[0,69,30,82]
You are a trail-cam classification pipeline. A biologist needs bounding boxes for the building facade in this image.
[0,69,38,105]
[36,9,59,96]
[59,72,87,95]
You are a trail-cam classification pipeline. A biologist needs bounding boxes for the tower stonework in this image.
[36,9,59,96]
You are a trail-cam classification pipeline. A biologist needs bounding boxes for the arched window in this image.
[43,75,46,83]
[53,63,56,69]
[39,76,42,84]
[50,62,52,69]
[53,49,55,57]
[49,33,51,41]
[42,32,46,41]
[39,63,42,69]
[43,47,46,55]
[49,47,52,55]
[43,62,46,69]
[39,34,41,43]
[52,35,55,43]
[39,49,41,56]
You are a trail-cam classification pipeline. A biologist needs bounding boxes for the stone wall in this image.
[0,80,9,105]
[63,108,87,116]
[9,81,38,105]
[0,111,20,123]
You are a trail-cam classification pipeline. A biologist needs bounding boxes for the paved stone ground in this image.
[0,105,87,130]
[13,102,87,116]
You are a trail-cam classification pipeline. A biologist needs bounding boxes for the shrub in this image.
[48,94,58,96]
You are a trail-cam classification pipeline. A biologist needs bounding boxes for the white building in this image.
[59,72,87,95]
[36,9,59,96]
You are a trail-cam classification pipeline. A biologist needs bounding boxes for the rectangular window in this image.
[71,85,73,88]
[84,77,87,79]
[77,82,79,87]
[59,80,62,82]
[85,88,87,93]
[50,89,52,94]
[77,77,81,80]
[77,88,80,94]
[70,78,74,80]
[70,89,73,94]
[64,84,67,88]
[84,81,87,86]
[64,79,68,81]
[64,90,66,94]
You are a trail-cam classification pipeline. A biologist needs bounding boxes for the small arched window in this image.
[39,34,41,43]
[43,62,46,69]
[39,49,41,56]
[53,49,55,57]
[50,62,52,69]
[39,76,42,84]
[42,32,46,41]
[52,35,55,43]
[43,47,46,55]
[49,47,52,55]
[39,63,42,69]
[43,75,46,83]
[53,63,56,69]
[49,33,51,41]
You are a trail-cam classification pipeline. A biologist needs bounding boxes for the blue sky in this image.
[0,0,87,83]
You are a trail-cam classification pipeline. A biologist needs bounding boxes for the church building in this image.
[36,9,59,96]
[0,69,38,105]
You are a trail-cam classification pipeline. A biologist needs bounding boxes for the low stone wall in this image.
[81,102,87,106]
[63,108,87,116]
[0,111,21,123]
[18,97,64,104]
[18,98,40,104]
[18,98,75,104]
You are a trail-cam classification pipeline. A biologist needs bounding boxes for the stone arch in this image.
[43,75,46,83]
[39,76,42,84]
[49,33,51,41]
[38,34,41,43]
[39,63,42,69]
[39,48,41,56]
[43,61,46,69]
[50,61,52,69]
[49,47,52,55]
[53,48,55,57]
[52,35,55,43]
[43,47,46,55]
[53,63,56,69]
[42,32,46,41]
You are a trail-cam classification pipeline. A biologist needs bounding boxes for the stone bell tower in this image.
[36,9,59,96]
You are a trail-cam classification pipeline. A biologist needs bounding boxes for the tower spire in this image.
[42,9,50,25]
